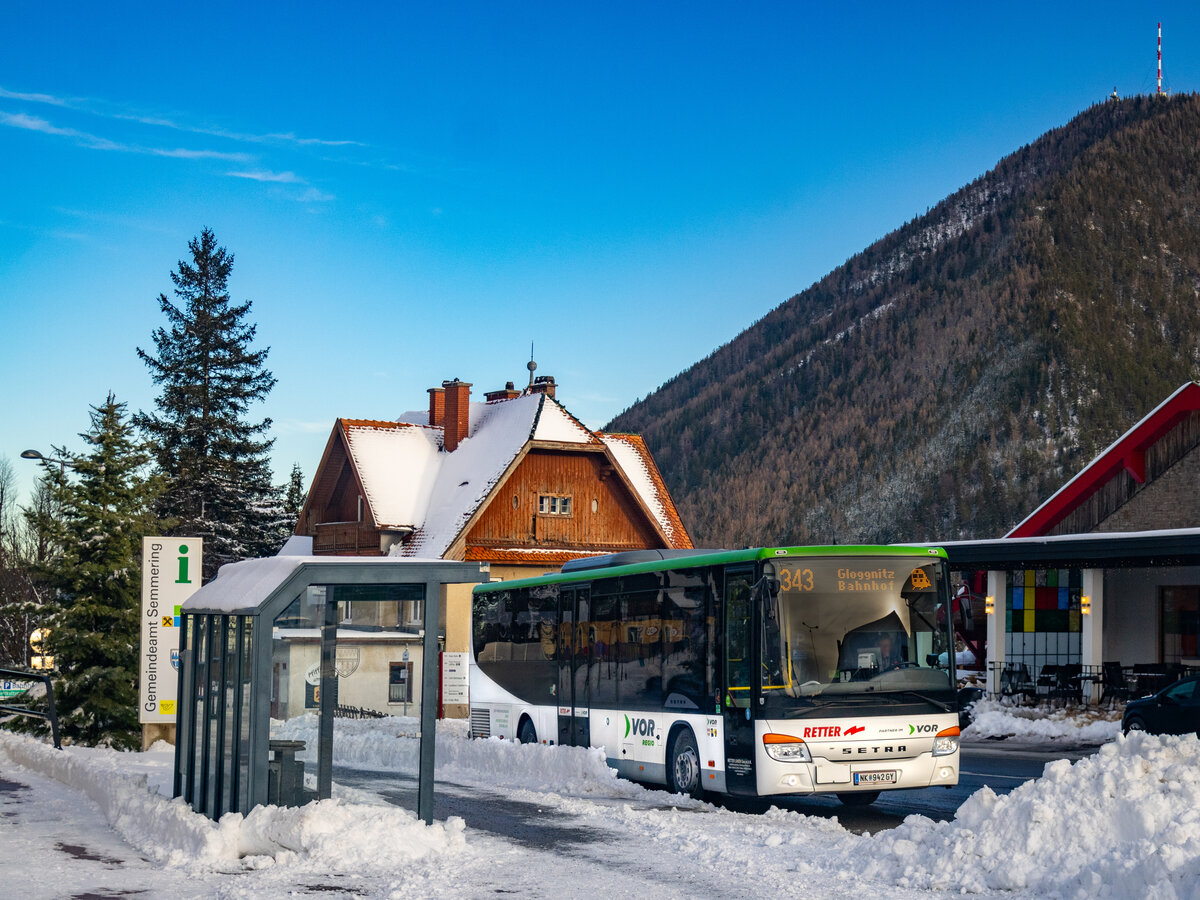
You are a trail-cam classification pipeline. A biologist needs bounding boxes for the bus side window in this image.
[724,572,753,708]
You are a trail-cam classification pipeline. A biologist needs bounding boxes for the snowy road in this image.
[3,710,1200,899]
[332,744,1061,842]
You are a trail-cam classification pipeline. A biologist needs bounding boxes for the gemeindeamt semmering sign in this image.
[140,538,202,723]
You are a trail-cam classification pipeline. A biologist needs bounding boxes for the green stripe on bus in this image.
[472,545,946,594]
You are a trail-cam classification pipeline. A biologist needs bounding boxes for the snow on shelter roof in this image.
[337,392,690,559]
[182,556,483,615]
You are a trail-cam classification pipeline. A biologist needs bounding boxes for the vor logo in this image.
[624,715,656,739]
[909,723,939,735]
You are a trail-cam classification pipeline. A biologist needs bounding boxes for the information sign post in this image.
[140,537,202,747]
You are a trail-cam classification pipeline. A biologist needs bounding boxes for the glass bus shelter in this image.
[172,556,483,822]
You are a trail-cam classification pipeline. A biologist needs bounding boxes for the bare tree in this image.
[0,457,38,665]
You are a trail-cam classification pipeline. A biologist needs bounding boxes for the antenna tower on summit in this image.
[1157,22,1163,95]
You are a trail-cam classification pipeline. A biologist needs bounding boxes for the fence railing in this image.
[0,665,61,749]
[987,659,1196,707]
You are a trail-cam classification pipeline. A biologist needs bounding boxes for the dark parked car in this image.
[1122,675,1200,736]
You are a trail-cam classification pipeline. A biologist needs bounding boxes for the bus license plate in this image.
[853,771,897,786]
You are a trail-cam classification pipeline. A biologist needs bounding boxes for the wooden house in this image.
[295,374,693,713]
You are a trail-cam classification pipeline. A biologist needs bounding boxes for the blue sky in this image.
[3,2,1198,505]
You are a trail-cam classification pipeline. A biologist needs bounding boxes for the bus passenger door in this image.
[557,586,591,747]
[721,567,757,795]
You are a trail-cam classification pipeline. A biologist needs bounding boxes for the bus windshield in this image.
[760,556,955,717]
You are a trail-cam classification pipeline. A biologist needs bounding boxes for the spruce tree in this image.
[27,394,162,748]
[283,463,307,527]
[136,228,280,579]
[274,468,307,547]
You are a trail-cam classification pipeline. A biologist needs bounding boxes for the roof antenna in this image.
[527,342,537,387]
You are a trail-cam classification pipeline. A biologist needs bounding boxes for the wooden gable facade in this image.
[457,446,674,565]
[299,419,405,557]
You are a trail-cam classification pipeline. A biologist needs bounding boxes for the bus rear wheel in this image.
[667,729,703,799]
[836,791,880,806]
[518,718,537,744]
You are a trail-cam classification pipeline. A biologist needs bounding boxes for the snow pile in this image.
[966,697,1122,743]
[237,798,465,870]
[274,713,640,798]
[0,732,238,866]
[0,731,466,873]
[860,732,1200,897]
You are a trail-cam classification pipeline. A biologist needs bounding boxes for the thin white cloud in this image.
[0,84,365,150]
[49,230,89,242]
[298,187,335,203]
[226,169,304,183]
[152,147,252,161]
[0,87,68,106]
[0,109,251,161]
[263,131,362,148]
[0,111,121,149]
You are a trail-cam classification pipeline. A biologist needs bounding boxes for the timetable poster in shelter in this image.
[139,538,202,723]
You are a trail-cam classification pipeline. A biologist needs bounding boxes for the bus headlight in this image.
[932,726,960,757]
[763,733,812,763]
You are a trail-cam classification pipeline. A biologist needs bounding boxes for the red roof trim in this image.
[464,547,602,565]
[1007,382,1200,538]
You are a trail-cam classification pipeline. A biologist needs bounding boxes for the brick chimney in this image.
[427,386,445,427]
[442,379,471,452]
[485,381,522,402]
[528,375,556,399]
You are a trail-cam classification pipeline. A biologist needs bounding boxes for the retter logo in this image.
[845,725,866,737]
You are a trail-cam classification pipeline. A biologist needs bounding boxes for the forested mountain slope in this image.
[607,95,1200,546]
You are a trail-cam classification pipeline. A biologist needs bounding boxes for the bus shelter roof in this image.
[181,555,484,618]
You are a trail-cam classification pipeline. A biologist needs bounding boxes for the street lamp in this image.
[20,449,71,473]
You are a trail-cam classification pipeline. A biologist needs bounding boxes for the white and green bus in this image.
[469,546,964,804]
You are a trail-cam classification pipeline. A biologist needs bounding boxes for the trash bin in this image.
[267,739,315,807]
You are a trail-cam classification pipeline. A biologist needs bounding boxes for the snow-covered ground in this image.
[964,697,1124,744]
[1,713,1197,899]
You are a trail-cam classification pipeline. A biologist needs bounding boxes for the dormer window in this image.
[538,494,572,516]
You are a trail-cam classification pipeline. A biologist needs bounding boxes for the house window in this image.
[399,597,424,631]
[389,662,413,703]
[538,494,573,516]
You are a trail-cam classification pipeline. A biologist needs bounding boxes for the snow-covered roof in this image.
[183,555,481,614]
[331,392,689,559]
[342,420,442,530]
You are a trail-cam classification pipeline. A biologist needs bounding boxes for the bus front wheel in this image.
[518,718,537,744]
[667,728,703,799]
[836,791,880,806]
